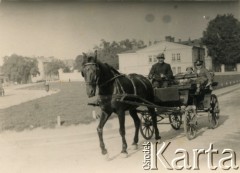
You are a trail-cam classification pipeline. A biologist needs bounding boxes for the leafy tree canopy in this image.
[202,14,240,65]
[45,59,66,76]
[74,38,146,70]
[2,54,40,84]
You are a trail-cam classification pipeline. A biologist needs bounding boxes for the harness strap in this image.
[98,64,144,96]
[127,75,137,95]
[135,76,148,90]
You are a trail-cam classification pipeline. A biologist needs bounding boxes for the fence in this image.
[214,72,240,89]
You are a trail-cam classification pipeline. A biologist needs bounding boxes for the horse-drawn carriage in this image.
[82,51,220,157]
[129,73,220,140]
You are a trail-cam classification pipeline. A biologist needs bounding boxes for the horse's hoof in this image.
[102,152,109,161]
[155,136,162,143]
[102,150,109,160]
[102,149,108,155]
[132,144,138,150]
[120,152,128,158]
[155,136,161,140]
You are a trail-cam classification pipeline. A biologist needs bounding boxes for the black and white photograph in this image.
[0,0,240,172]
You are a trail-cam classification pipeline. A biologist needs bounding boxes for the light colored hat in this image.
[186,67,193,71]
[195,60,203,66]
[156,53,165,59]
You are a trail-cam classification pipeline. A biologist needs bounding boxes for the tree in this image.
[74,39,146,70]
[45,59,66,77]
[202,14,240,66]
[2,54,40,84]
[63,66,71,73]
[74,55,83,72]
[92,39,146,69]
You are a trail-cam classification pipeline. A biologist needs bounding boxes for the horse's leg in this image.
[148,107,161,140]
[129,109,140,149]
[97,109,112,155]
[117,109,128,156]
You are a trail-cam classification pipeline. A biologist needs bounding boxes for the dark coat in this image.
[149,62,173,81]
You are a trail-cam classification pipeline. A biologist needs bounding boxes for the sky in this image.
[0,1,239,65]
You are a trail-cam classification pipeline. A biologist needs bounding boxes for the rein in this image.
[99,74,125,87]
[83,61,137,95]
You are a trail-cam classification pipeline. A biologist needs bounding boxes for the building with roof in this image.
[118,39,206,76]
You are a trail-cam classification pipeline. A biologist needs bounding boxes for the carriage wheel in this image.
[139,111,154,140]
[169,113,182,130]
[183,108,197,140]
[208,94,220,129]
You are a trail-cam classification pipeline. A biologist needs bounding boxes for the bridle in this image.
[82,62,124,87]
[82,62,100,86]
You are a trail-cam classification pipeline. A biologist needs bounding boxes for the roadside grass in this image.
[0,82,98,132]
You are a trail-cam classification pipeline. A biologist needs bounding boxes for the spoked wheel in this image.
[169,113,182,130]
[139,111,154,140]
[184,107,197,140]
[208,94,220,129]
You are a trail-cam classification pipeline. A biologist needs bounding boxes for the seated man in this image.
[194,60,212,94]
[148,53,173,88]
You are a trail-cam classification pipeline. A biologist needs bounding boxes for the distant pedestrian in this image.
[44,80,50,92]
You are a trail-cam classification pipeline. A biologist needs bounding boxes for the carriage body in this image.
[138,74,220,140]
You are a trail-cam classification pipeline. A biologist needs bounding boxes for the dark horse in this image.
[81,51,161,157]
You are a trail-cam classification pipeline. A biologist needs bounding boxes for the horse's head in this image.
[81,50,100,98]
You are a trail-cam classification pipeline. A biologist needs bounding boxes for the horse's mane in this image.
[81,56,121,75]
[103,62,121,75]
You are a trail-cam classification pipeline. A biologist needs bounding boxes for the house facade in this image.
[58,69,84,82]
[118,41,206,76]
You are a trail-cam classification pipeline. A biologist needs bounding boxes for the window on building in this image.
[153,55,157,62]
[149,57,152,63]
[172,67,176,75]
[177,53,181,61]
[177,67,181,73]
[172,54,175,61]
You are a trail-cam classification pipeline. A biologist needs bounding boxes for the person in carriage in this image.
[194,60,213,94]
[148,53,173,88]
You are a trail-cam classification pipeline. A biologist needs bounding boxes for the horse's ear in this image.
[94,50,97,61]
[82,52,87,58]
[82,52,88,62]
